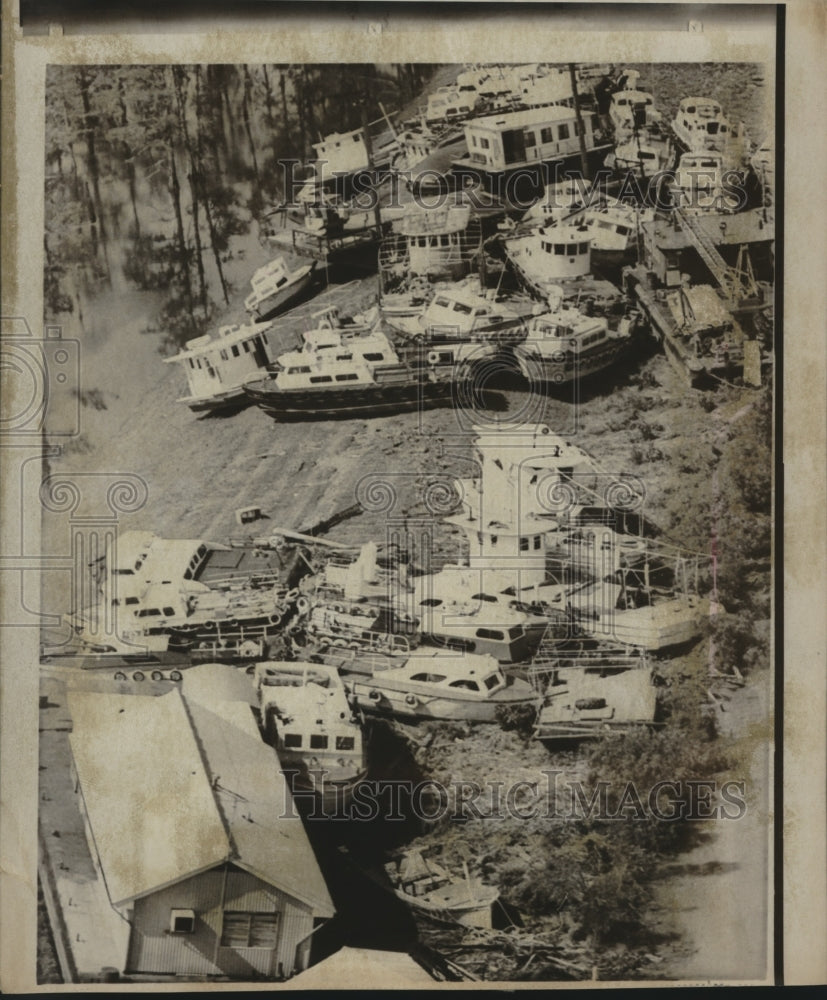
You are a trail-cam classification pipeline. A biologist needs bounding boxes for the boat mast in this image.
[569,63,591,181]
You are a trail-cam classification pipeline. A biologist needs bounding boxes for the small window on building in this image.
[310,734,329,750]
[476,628,504,641]
[283,733,302,748]
[363,353,385,362]
[533,536,542,550]
[221,911,279,949]
[480,137,490,149]
[558,123,570,140]
[170,908,196,934]
[336,736,355,751]
[540,126,554,143]
[554,244,565,255]
[566,244,577,255]
[163,606,176,617]
[520,536,529,552]
[231,345,240,357]
[524,130,536,147]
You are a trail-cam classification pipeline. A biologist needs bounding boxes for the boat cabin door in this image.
[251,337,269,369]
[501,129,527,166]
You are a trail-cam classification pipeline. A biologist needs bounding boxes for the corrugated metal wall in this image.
[126,864,314,979]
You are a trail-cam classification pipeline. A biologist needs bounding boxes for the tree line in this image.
[44,63,438,342]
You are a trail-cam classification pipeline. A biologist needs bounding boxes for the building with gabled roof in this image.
[67,685,334,981]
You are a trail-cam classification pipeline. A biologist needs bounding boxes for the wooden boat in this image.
[342,649,539,723]
[384,850,499,928]
[243,256,317,321]
[163,320,276,415]
[255,660,367,808]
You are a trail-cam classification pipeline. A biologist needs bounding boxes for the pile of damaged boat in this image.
[49,421,722,756]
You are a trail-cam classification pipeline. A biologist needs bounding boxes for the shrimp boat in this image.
[243,256,317,321]
[384,850,499,928]
[254,660,367,809]
[561,199,655,268]
[513,287,639,385]
[163,320,276,415]
[530,646,659,741]
[341,648,538,723]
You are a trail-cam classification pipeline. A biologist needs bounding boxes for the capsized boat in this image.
[341,648,539,722]
[243,256,317,321]
[255,660,367,808]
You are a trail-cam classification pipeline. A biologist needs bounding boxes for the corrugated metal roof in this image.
[68,687,334,918]
[185,699,334,918]
[67,689,230,908]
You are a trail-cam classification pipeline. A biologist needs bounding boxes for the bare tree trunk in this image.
[173,67,209,316]
[242,66,261,185]
[194,67,229,305]
[169,146,194,320]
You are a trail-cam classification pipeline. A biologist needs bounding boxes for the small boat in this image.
[513,289,639,385]
[605,129,673,179]
[243,256,317,321]
[378,204,482,289]
[608,86,663,139]
[531,647,659,741]
[384,850,499,928]
[255,660,367,808]
[673,150,742,214]
[163,320,276,415]
[670,96,748,165]
[559,199,655,267]
[342,649,539,722]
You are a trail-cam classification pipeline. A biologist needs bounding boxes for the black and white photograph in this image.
[1,2,825,991]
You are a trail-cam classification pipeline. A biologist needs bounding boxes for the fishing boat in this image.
[243,256,317,321]
[163,320,276,415]
[254,660,368,808]
[378,204,482,291]
[608,86,663,140]
[530,647,659,741]
[384,850,500,928]
[342,648,539,723]
[513,288,639,385]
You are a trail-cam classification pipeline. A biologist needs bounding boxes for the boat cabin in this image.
[311,128,371,185]
[425,86,476,126]
[609,89,659,135]
[165,322,274,405]
[506,223,594,284]
[671,97,732,151]
[393,205,479,276]
[419,282,520,339]
[460,105,600,174]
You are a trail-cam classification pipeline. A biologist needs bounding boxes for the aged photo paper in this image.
[1,0,825,991]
